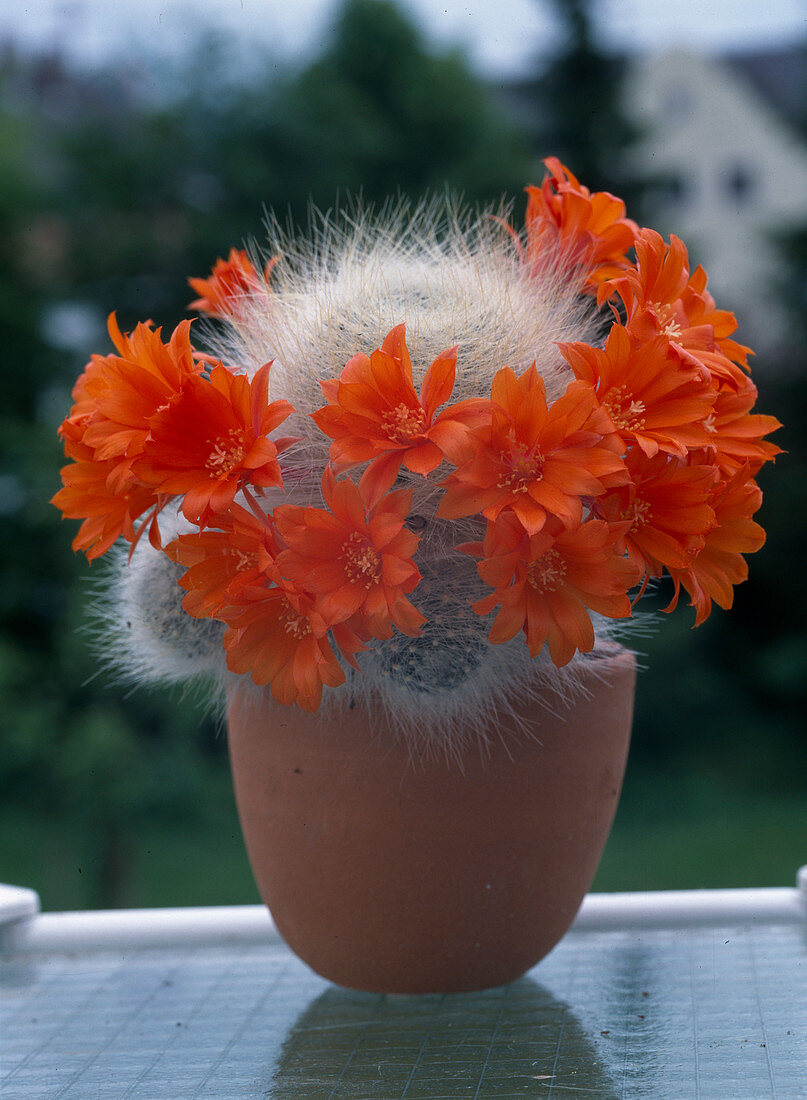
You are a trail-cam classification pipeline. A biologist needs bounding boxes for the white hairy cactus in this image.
[98,198,634,751]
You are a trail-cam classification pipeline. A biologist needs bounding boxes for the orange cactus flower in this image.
[169,501,370,707]
[311,324,489,504]
[52,315,204,555]
[600,230,750,388]
[188,249,278,319]
[468,513,640,667]
[679,263,752,381]
[665,465,766,625]
[221,582,348,711]
[52,440,159,561]
[165,504,280,619]
[701,378,782,477]
[522,157,638,291]
[274,468,425,640]
[594,450,717,576]
[437,364,627,535]
[558,323,716,459]
[133,362,295,526]
[64,315,202,467]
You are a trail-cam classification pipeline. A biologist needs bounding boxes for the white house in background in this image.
[625,49,807,352]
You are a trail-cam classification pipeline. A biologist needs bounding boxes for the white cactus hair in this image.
[97,524,227,692]
[102,192,638,756]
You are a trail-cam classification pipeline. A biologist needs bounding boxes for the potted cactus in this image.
[53,160,780,993]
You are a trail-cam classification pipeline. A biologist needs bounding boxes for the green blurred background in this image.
[0,0,804,911]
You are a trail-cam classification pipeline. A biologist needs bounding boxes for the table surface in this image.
[2,917,806,1099]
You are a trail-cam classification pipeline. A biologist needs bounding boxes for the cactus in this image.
[53,162,780,750]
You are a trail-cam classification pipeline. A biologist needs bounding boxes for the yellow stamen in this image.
[233,549,257,571]
[603,385,647,432]
[206,428,247,476]
[527,548,566,592]
[498,444,544,493]
[381,402,427,443]
[649,300,682,339]
[342,531,381,588]
[631,498,652,528]
[281,605,311,638]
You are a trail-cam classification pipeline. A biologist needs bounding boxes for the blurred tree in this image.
[196,0,532,229]
[45,0,532,332]
[508,0,640,203]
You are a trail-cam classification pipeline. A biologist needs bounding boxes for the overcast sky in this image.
[2,0,806,76]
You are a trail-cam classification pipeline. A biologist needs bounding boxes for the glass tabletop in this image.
[2,918,805,1098]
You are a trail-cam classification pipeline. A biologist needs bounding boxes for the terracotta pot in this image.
[227,647,636,994]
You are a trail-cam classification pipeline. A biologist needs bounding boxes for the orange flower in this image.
[169,500,370,707]
[311,324,489,504]
[274,468,425,640]
[221,582,348,711]
[523,157,638,291]
[467,513,639,667]
[600,230,750,389]
[65,315,202,468]
[52,315,203,555]
[665,465,766,626]
[134,362,294,525]
[165,504,279,618]
[700,378,782,476]
[188,249,278,319]
[558,323,716,459]
[52,439,159,561]
[594,450,717,576]
[679,263,752,381]
[437,364,627,535]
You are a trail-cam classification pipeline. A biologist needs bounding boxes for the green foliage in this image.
[597,776,807,891]
[181,0,532,232]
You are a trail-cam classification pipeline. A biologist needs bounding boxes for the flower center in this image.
[381,402,427,443]
[526,548,566,592]
[603,386,647,432]
[630,498,652,529]
[498,444,544,493]
[648,301,683,339]
[280,602,312,638]
[232,549,257,571]
[206,428,247,476]
[341,531,381,588]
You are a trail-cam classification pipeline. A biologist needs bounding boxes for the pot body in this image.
[227,649,636,994]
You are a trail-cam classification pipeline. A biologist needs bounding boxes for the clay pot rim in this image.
[226,641,636,765]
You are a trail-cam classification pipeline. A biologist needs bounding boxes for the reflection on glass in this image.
[266,977,618,1098]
